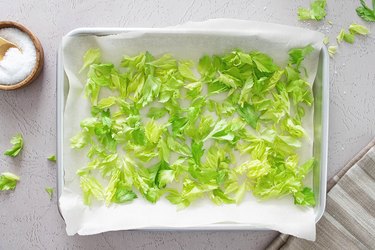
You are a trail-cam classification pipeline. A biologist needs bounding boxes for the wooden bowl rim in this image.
[0,21,44,91]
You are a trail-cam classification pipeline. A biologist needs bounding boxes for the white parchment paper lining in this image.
[60,19,324,240]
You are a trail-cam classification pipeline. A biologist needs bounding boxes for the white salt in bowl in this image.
[0,21,44,91]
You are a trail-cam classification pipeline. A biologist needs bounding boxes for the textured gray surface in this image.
[0,0,374,249]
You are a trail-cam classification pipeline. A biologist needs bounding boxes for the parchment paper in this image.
[60,19,324,240]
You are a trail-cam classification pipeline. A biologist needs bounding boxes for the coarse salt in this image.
[0,28,37,85]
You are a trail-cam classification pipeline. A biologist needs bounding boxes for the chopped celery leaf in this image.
[356,0,375,22]
[80,48,101,73]
[4,134,24,157]
[298,0,327,21]
[0,172,20,191]
[337,24,369,45]
[288,45,314,69]
[328,46,337,57]
[48,155,57,162]
[349,23,370,35]
[45,187,54,200]
[344,33,355,44]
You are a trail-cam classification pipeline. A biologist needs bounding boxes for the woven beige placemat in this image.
[266,138,375,250]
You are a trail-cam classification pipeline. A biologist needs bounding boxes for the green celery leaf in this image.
[167,134,191,157]
[157,169,175,188]
[344,33,355,44]
[112,187,137,204]
[237,103,259,129]
[356,0,375,22]
[251,52,278,73]
[47,155,57,162]
[235,159,271,178]
[4,134,24,157]
[105,168,137,204]
[0,172,20,191]
[145,119,163,144]
[147,107,168,119]
[45,187,53,200]
[328,46,337,57]
[238,76,254,106]
[297,158,316,178]
[337,29,355,44]
[294,187,316,206]
[234,183,246,204]
[85,64,117,105]
[80,175,104,205]
[298,0,327,21]
[204,120,234,142]
[349,23,370,35]
[139,75,161,107]
[215,72,241,89]
[282,118,306,138]
[158,139,170,163]
[80,48,101,73]
[178,61,198,81]
[211,189,235,205]
[170,113,189,137]
[288,45,314,69]
[191,141,204,165]
[97,96,117,109]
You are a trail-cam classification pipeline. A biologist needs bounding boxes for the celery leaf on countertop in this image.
[349,23,370,35]
[47,155,56,162]
[0,172,20,191]
[45,187,53,200]
[4,134,24,157]
[298,0,327,21]
[356,0,375,22]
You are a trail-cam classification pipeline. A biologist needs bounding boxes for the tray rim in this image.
[57,27,329,230]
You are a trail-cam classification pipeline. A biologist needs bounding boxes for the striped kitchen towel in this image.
[267,139,375,250]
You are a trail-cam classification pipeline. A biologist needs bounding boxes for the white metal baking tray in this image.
[57,27,329,230]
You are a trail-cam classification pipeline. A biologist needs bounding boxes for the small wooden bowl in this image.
[0,21,44,91]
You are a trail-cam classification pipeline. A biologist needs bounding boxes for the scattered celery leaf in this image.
[298,0,327,21]
[237,104,259,129]
[48,155,57,162]
[4,134,24,157]
[288,45,314,69]
[45,187,54,200]
[0,172,20,191]
[251,52,278,73]
[356,0,375,22]
[343,33,355,44]
[349,23,370,35]
[337,28,358,44]
[294,187,316,206]
[328,46,337,57]
[80,48,101,73]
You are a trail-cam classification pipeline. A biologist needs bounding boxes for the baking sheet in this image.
[59,19,324,240]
